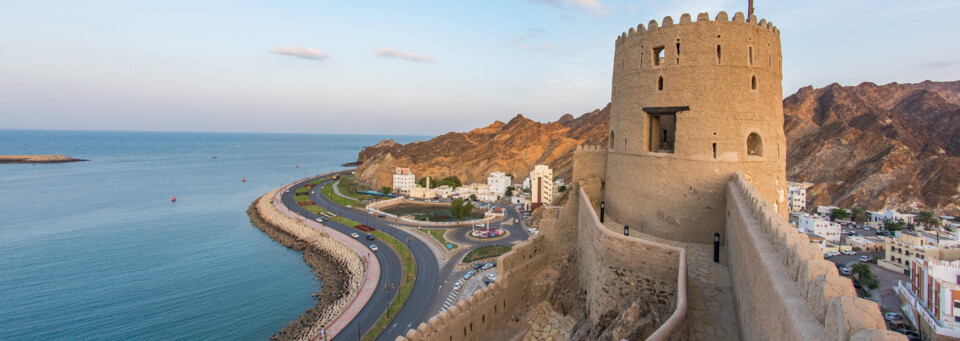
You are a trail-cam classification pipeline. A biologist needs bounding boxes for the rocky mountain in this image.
[354,105,610,190]
[784,81,960,215]
[354,81,960,215]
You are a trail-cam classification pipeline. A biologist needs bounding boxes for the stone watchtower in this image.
[603,12,787,244]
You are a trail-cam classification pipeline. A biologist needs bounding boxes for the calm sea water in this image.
[0,130,423,340]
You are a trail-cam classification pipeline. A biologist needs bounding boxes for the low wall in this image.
[576,186,688,340]
[726,172,901,341]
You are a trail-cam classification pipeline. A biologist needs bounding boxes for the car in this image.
[378,214,386,218]
[346,205,353,208]
[852,279,862,289]
[859,256,873,262]
[472,262,485,270]
[369,244,379,251]
[842,250,857,256]
[316,218,323,222]
[486,273,496,280]
[452,282,462,291]
[825,251,840,258]
[366,234,375,240]
[463,271,476,280]
[514,219,520,223]
[884,312,904,321]
[350,232,360,238]
[483,277,495,285]
[481,263,494,270]
[839,267,851,276]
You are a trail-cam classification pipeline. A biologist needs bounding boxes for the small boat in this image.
[211,156,217,159]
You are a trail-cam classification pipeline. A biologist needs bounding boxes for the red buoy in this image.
[171,195,176,202]
[242,177,246,182]
[295,164,299,168]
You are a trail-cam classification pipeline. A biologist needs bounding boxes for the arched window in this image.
[751,76,757,90]
[747,133,762,156]
[609,130,615,149]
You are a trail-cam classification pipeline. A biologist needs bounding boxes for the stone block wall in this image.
[726,172,901,341]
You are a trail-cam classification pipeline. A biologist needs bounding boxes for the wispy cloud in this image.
[526,0,605,13]
[270,46,329,61]
[512,28,551,51]
[374,47,434,63]
[922,60,957,68]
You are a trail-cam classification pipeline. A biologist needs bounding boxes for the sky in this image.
[2,0,959,135]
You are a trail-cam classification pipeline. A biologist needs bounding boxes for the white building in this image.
[522,177,531,190]
[816,205,840,217]
[899,258,960,339]
[392,168,416,195]
[434,185,454,198]
[787,182,809,213]
[487,172,511,197]
[798,215,841,243]
[529,164,554,206]
[868,210,916,225]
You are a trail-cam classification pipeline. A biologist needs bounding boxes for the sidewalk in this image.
[273,179,379,341]
[330,180,359,203]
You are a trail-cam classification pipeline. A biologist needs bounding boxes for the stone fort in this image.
[396,11,904,341]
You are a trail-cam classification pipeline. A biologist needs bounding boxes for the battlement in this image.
[616,11,778,45]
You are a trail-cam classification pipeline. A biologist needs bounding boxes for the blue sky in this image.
[2,0,958,135]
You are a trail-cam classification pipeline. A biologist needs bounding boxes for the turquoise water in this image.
[0,130,423,340]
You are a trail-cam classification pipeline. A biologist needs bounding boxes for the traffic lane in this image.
[334,205,440,339]
[307,181,439,340]
[285,179,402,341]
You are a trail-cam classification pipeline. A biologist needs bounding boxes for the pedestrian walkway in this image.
[440,290,461,312]
[601,218,741,340]
[272,182,379,341]
[330,180,359,203]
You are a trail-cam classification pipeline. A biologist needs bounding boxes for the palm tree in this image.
[850,263,879,290]
[918,211,940,230]
[830,208,850,222]
[850,207,867,224]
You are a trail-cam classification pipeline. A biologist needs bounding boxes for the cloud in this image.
[374,47,435,63]
[270,46,329,61]
[526,0,605,13]
[512,28,551,51]
[626,4,638,12]
[922,60,957,68]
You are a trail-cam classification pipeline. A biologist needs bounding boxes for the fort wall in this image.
[726,172,902,341]
[604,12,787,244]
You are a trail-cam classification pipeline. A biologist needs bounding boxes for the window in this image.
[609,130,615,149]
[716,45,722,64]
[712,143,717,159]
[658,76,663,91]
[749,46,754,66]
[954,301,960,309]
[653,46,664,66]
[751,76,757,90]
[676,42,681,65]
[649,113,676,153]
[747,133,762,156]
[955,316,960,323]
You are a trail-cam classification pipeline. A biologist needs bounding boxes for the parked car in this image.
[483,277,495,285]
[366,234,375,240]
[825,251,840,258]
[453,281,462,291]
[350,232,360,238]
[463,271,476,280]
[839,267,851,276]
[489,260,497,267]
[481,263,494,270]
[852,279,862,289]
[346,205,352,208]
[316,218,324,222]
[369,244,379,252]
[486,273,496,280]
[859,256,873,263]
[884,312,904,321]
[378,214,386,218]
[842,250,857,256]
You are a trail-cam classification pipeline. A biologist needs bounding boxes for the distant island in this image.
[0,155,88,164]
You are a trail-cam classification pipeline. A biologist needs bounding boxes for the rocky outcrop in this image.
[354,105,610,188]
[784,81,960,215]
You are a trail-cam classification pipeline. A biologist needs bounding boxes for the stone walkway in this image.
[521,301,577,341]
[602,219,741,340]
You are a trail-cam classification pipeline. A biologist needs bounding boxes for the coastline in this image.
[248,188,365,340]
[0,155,87,163]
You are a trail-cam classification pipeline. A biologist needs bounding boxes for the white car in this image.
[842,250,857,256]
[825,251,840,258]
[859,256,873,262]
[452,281,462,291]
[350,232,360,238]
[369,244,379,252]
[486,273,496,280]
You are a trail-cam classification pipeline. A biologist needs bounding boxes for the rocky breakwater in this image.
[0,155,87,163]
[248,188,365,341]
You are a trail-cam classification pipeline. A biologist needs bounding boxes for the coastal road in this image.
[284,176,440,340]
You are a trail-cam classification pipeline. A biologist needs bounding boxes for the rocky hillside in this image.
[784,81,960,215]
[354,105,610,190]
[354,81,960,215]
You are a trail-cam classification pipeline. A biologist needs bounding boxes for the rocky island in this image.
[0,155,87,163]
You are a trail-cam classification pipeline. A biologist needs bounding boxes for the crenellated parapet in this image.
[615,11,779,46]
[726,173,905,341]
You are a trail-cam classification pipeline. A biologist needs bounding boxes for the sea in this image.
[0,130,424,340]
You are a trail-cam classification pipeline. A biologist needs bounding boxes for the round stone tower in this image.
[603,11,787,244]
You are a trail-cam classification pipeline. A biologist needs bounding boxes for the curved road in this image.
[281,174,439,341]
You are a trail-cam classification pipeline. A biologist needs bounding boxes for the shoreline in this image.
[0,155,88,163]
[247,188,365,341]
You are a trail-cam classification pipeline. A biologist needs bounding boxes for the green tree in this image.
[558,185,567,193]
[830,208,850,222]
[469,194,477,201]
[381,186,392,194]
[850,263,879,290]
[505,186,514,197]
[523,188,531,194]
[883,219,904,232]
[441,176,462,188]
[918,211,941,230]
[850,207,867,224]
[450,198,474,221]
